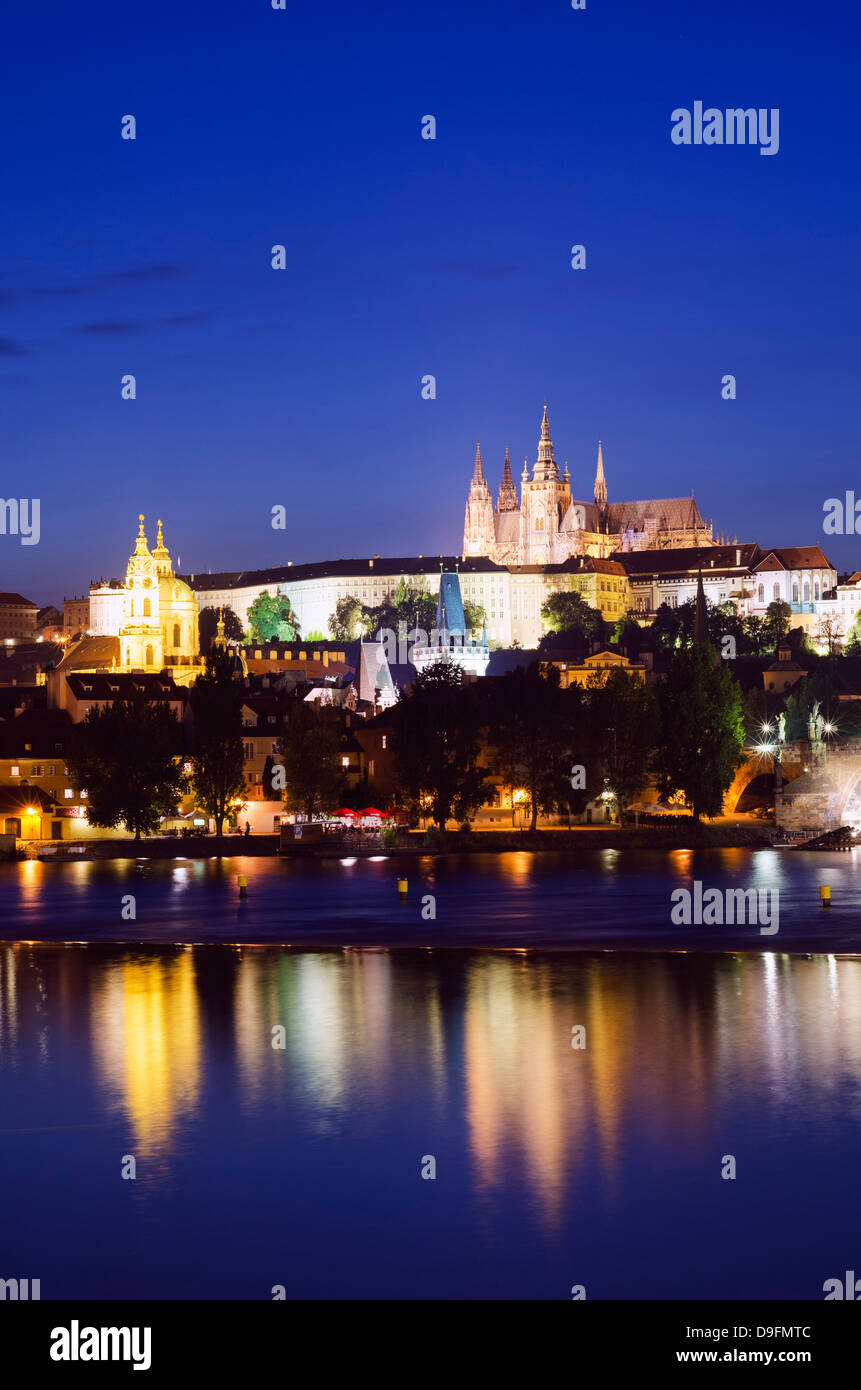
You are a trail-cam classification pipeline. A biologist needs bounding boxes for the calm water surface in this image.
[1,852,860,1298]
[3,847,861,949]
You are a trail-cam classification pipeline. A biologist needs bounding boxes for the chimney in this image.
[735,548,741,566]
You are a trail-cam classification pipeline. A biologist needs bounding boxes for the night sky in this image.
[2,0,860,606]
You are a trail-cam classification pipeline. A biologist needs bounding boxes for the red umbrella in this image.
[358,807,387,817]
[333,808,358,818]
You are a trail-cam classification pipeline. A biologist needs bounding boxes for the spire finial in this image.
[133,514,150,557]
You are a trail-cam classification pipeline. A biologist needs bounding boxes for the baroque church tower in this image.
[118,516,200,676]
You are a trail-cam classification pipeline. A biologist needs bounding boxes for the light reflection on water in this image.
[4,848,861,951]
[2,942,861,1297]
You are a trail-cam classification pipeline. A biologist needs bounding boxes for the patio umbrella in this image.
[333,808,358,818]
[358,807,386,817]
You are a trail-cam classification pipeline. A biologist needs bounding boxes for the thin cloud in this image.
[0,337,28,355]
[77,321,142,336]
[74,308,222,335]
[0,262,194,308]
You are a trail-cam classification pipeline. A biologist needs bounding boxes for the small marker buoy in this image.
[397,877,408,897]
[820,884,831,907]
[238,873,248,900]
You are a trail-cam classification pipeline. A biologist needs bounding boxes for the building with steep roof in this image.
[463,405,715,566]
[411,571,490,677]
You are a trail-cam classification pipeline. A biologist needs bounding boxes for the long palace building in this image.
[186,545,839,650]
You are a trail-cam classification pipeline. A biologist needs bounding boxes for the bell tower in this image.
[462,443,496,557]
[119,515,164,670]
[519,404,572,563]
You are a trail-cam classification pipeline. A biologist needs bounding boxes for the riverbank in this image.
[4,821,774,862]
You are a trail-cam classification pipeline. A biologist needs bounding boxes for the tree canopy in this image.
[66,691,188,840]
[188,645,247,836]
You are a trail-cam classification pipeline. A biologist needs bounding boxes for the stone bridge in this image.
[734,739,861,834]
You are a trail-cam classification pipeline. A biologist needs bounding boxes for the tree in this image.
[610,616,644,652]
[463,599,486,635]
[655,646,745,822]
[541,590,602,640]
[742,614,770,658]
[815,612,844,655]
[585,668,659,814]
[66,691,188,841]
[487,663,574,830]
[199,605,244,652]
[279,702,346,820]
[844,611,861,656]
[247,591,301,642]
[329,595,371,641]
[363,581,437,640]
[392,660,485,827]
[763,600,792,650]
[188,645,247,836]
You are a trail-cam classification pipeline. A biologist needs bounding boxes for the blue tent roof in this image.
[436,572,467,634]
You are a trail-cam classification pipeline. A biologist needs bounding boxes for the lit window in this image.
[64,788,74,799]
[11,764,19,777]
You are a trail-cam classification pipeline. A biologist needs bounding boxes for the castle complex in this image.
[463,405,716,565]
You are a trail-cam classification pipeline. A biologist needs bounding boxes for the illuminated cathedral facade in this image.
[463,405,717,565]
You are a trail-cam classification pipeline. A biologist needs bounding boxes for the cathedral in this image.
[463,405,716,565]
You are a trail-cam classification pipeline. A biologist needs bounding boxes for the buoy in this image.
[238,874,248,900]
[820,884,830,907]
[397,877,408,897]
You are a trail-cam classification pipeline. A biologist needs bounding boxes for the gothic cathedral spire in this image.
[594,440,607,510]
[462,441,495,557]
[497,446,518,512]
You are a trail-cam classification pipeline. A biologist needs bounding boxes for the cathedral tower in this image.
[594,440,607,511]
[462,443,495,557]
[497,446,518,512]
[518,405,572,564]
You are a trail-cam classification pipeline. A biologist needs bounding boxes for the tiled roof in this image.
[56,636,121,671]
[187,556,508,590]
[756,547,834,571]
[0,784,57,813]
[0,591,37,607]
[606,497,705,532]
[618,544,759,577]
[64,673,185,700]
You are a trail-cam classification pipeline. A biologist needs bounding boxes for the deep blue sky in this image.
[2,0,860,605]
